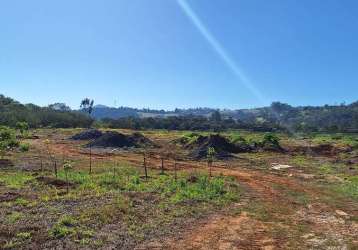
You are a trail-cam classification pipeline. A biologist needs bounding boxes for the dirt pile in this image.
[86,131,155,149]
[182,134,252,160]
[70,129,103,140]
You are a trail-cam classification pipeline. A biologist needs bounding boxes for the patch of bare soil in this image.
[36,176,76,188]
[296,203,358,249]
[151,163,357,249]
[0,192,20,202]
[289,144,352,156]
[0,159,14,168]
[150,212,276,250]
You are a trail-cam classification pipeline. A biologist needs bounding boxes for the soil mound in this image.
[70,129,103,140]
[36,176,75,188]
[86,131,155,149]
[184,134,252,160]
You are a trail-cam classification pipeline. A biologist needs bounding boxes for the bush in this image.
[15,121,29,137]
[262,133,280,147]
[19,143,30,152]
[0,126,19,158]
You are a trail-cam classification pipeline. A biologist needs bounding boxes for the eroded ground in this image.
[0,129,357,249]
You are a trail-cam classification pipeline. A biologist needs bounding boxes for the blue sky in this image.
[1,0,357,110]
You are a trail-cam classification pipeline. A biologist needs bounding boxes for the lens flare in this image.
[177,0,266,105]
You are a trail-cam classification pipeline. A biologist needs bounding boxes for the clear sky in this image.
[1,0,357,110]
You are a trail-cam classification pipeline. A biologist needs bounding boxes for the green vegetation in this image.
[49,215,78,238]
[19,143,30,152]
[335,176,358,200]
[15,121,29,138]
[0,94,92,128]
[181,132,202,144]
[0,126,19,158]
[6,212,23,223]
[0,172,34,188]
[53,166,240,205]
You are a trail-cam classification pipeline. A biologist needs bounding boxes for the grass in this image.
[0,163,241,247]
[0,171,34,188]
[6,211,23,223]
[309,133,358,148]
[49,215,78,238]
[53,165,240,205]
[335,176,358,200]
[2,128,357,249]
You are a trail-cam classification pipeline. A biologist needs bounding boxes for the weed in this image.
[16,232,31,240]
[19,143,30,152]
[14,198,30,206]
[6,211,23,223]
[0,172,34,188]
[335,176,358,200]
[49,215,78,238]
[3,240,20,249]
[49,224,75,238]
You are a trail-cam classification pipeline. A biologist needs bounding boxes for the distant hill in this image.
[90,106,216,119]
[90,101,358,133]
[1,93,357,133]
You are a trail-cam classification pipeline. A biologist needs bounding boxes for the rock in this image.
[271,163,293,170]
[335,210,349,217]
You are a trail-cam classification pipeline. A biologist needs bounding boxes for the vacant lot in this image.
[0,129,357,249]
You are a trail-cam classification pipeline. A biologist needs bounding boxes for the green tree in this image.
[210,110,222,122]
[80,98,94,116]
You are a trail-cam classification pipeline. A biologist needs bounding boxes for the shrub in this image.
[49,215,78,238]
[0,126,19,158]
[262,133,280,147]
[15,122,29,138]
[19,143,30,152]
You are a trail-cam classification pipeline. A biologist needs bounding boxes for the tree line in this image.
[98,113,281,132]
[1,94,358,133]
[0,95,92,128]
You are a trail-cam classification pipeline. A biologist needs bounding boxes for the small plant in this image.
[19,143,30,152]
[15,121,29,138]
[49,215,78,238]
[16,232,31,240]
[6,212,23,223]
[63,160,73,193]
[44,139,57,178]
[262,133,280,147]
[207,147,216,177]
